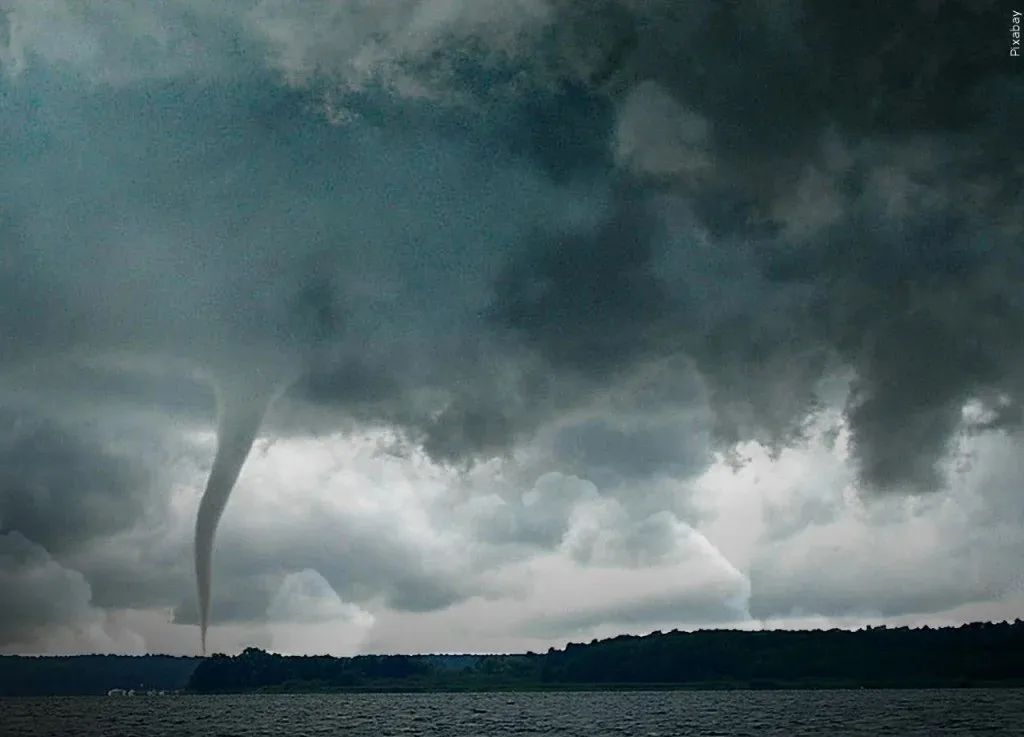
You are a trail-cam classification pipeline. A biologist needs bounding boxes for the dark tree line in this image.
[187,620,1024,693]
[188,649,436,692]
[4,621,1022,695]
[539,621,1024,688]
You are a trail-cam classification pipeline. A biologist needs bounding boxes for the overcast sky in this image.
[1,0,1022,656]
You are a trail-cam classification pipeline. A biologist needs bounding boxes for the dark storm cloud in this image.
[489,197,670,375]
[1,0,1022,648]
[550,416,709,486]
[0,411,151,555]
[472,0,1024,490]
[0,59,590,437]
[10,1,1016,491]
[0,532,99,648]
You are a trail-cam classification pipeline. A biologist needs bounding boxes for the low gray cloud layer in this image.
[0,412,150,554]
[1,0,1021,653]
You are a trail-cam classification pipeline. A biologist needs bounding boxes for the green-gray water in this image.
[3,689,1023,736]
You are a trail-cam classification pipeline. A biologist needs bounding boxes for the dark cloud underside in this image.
[0,0,1021,651]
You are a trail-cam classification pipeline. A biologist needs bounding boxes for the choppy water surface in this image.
[3,689,1023,736]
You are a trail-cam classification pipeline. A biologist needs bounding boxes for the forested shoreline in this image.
[3,621,1023,696]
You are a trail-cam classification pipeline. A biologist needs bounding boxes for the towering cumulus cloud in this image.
[1,0,1022,651]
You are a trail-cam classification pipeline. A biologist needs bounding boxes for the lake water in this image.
[2,689,1023,736]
